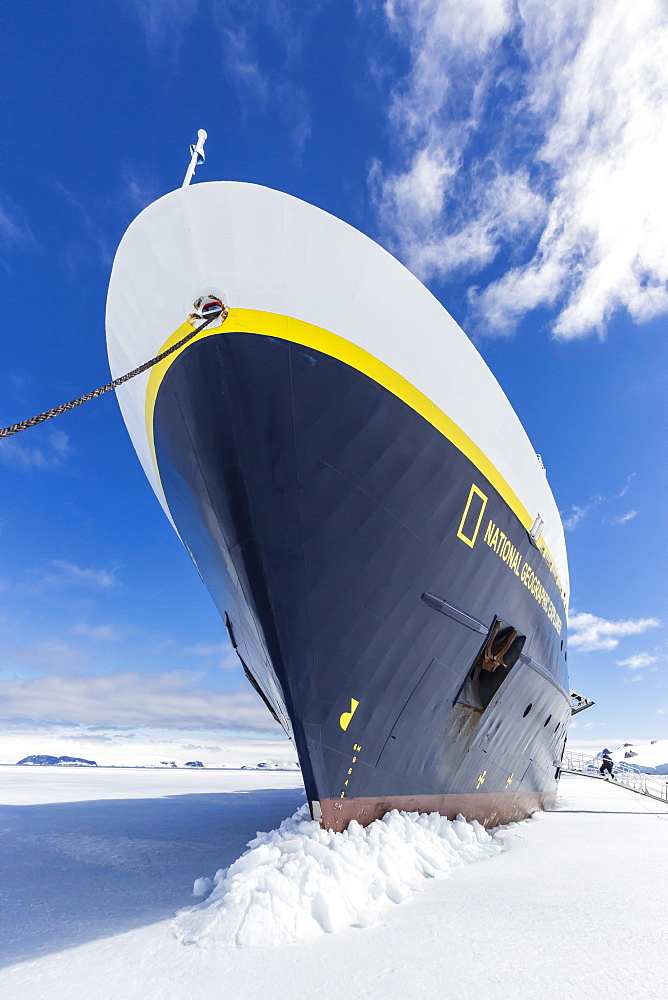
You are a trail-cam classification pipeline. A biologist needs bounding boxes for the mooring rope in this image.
[0,309,228,440]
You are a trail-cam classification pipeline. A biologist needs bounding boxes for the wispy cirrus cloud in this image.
[218,21,270,102]
[368,0,668,341]
[569,611,661,652]
[120,167,163,215]
[0,197,36,252]
[131,1,312,153]
[562,494,603,531]
[561,474,638,530]
[132,0,199,59]
[55,180,116,270]
[213,0,312,156]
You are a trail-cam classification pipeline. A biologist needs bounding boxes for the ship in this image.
[106,140,571,831]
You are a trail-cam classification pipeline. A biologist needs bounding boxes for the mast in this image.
[182,129,207,187]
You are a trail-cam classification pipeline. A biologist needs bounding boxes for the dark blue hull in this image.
[152,327,570,829]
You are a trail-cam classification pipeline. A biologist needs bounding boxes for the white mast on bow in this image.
[182,129,207,187]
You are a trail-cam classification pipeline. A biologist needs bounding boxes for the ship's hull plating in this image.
[106,181,570,831]
[151,318,570,830]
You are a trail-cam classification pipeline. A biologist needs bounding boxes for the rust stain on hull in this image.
[320,789,554,833]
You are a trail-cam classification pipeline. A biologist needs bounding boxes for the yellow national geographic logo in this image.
[457,484,488,548]
[339,698,359,731]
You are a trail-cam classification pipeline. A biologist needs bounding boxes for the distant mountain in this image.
[17,755,98,766]
[12,754,301,770]
[240,760,301,771]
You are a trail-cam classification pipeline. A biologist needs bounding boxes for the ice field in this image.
[1,765,667,1000]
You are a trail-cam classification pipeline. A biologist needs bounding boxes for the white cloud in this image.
[617,653,659,671]
[49,429,69,456]
[370,0,520,274]
[0,670,281,732]
[71,624,124,642]
[186,641,238,669]
[561,475,637,530]
[618,474,636,498]
[562,495,603,531]
[373,160,546,281]
[10,638,90,672]
[0,429,70,471]
[613,510,638,525]
[188,643,229,656]
[41,560,118,591]
[369,0,668,340]
[569,611,661,652]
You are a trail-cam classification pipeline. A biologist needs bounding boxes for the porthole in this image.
[544,714,552,727]
[554,723,560,733]
[560,640,563,651]
[523,703,533,717]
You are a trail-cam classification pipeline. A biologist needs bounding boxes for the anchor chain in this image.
[0,307,228,440]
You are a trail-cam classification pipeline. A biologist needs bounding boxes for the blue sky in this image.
[1,0,666,763]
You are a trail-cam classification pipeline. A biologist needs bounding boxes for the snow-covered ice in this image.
[174,805,503,948]
[0,765,305,966]
[609,738,668,774]
[1,765,667,1000]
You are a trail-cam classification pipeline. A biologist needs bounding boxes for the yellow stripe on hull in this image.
[144,308,565,603]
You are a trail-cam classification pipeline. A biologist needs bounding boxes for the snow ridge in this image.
[611,739,668,774]
[173,805,505,948]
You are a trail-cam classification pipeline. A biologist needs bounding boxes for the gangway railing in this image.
[562,752,668,803]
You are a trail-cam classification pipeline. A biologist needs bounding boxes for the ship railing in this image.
[561,752,668,804]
